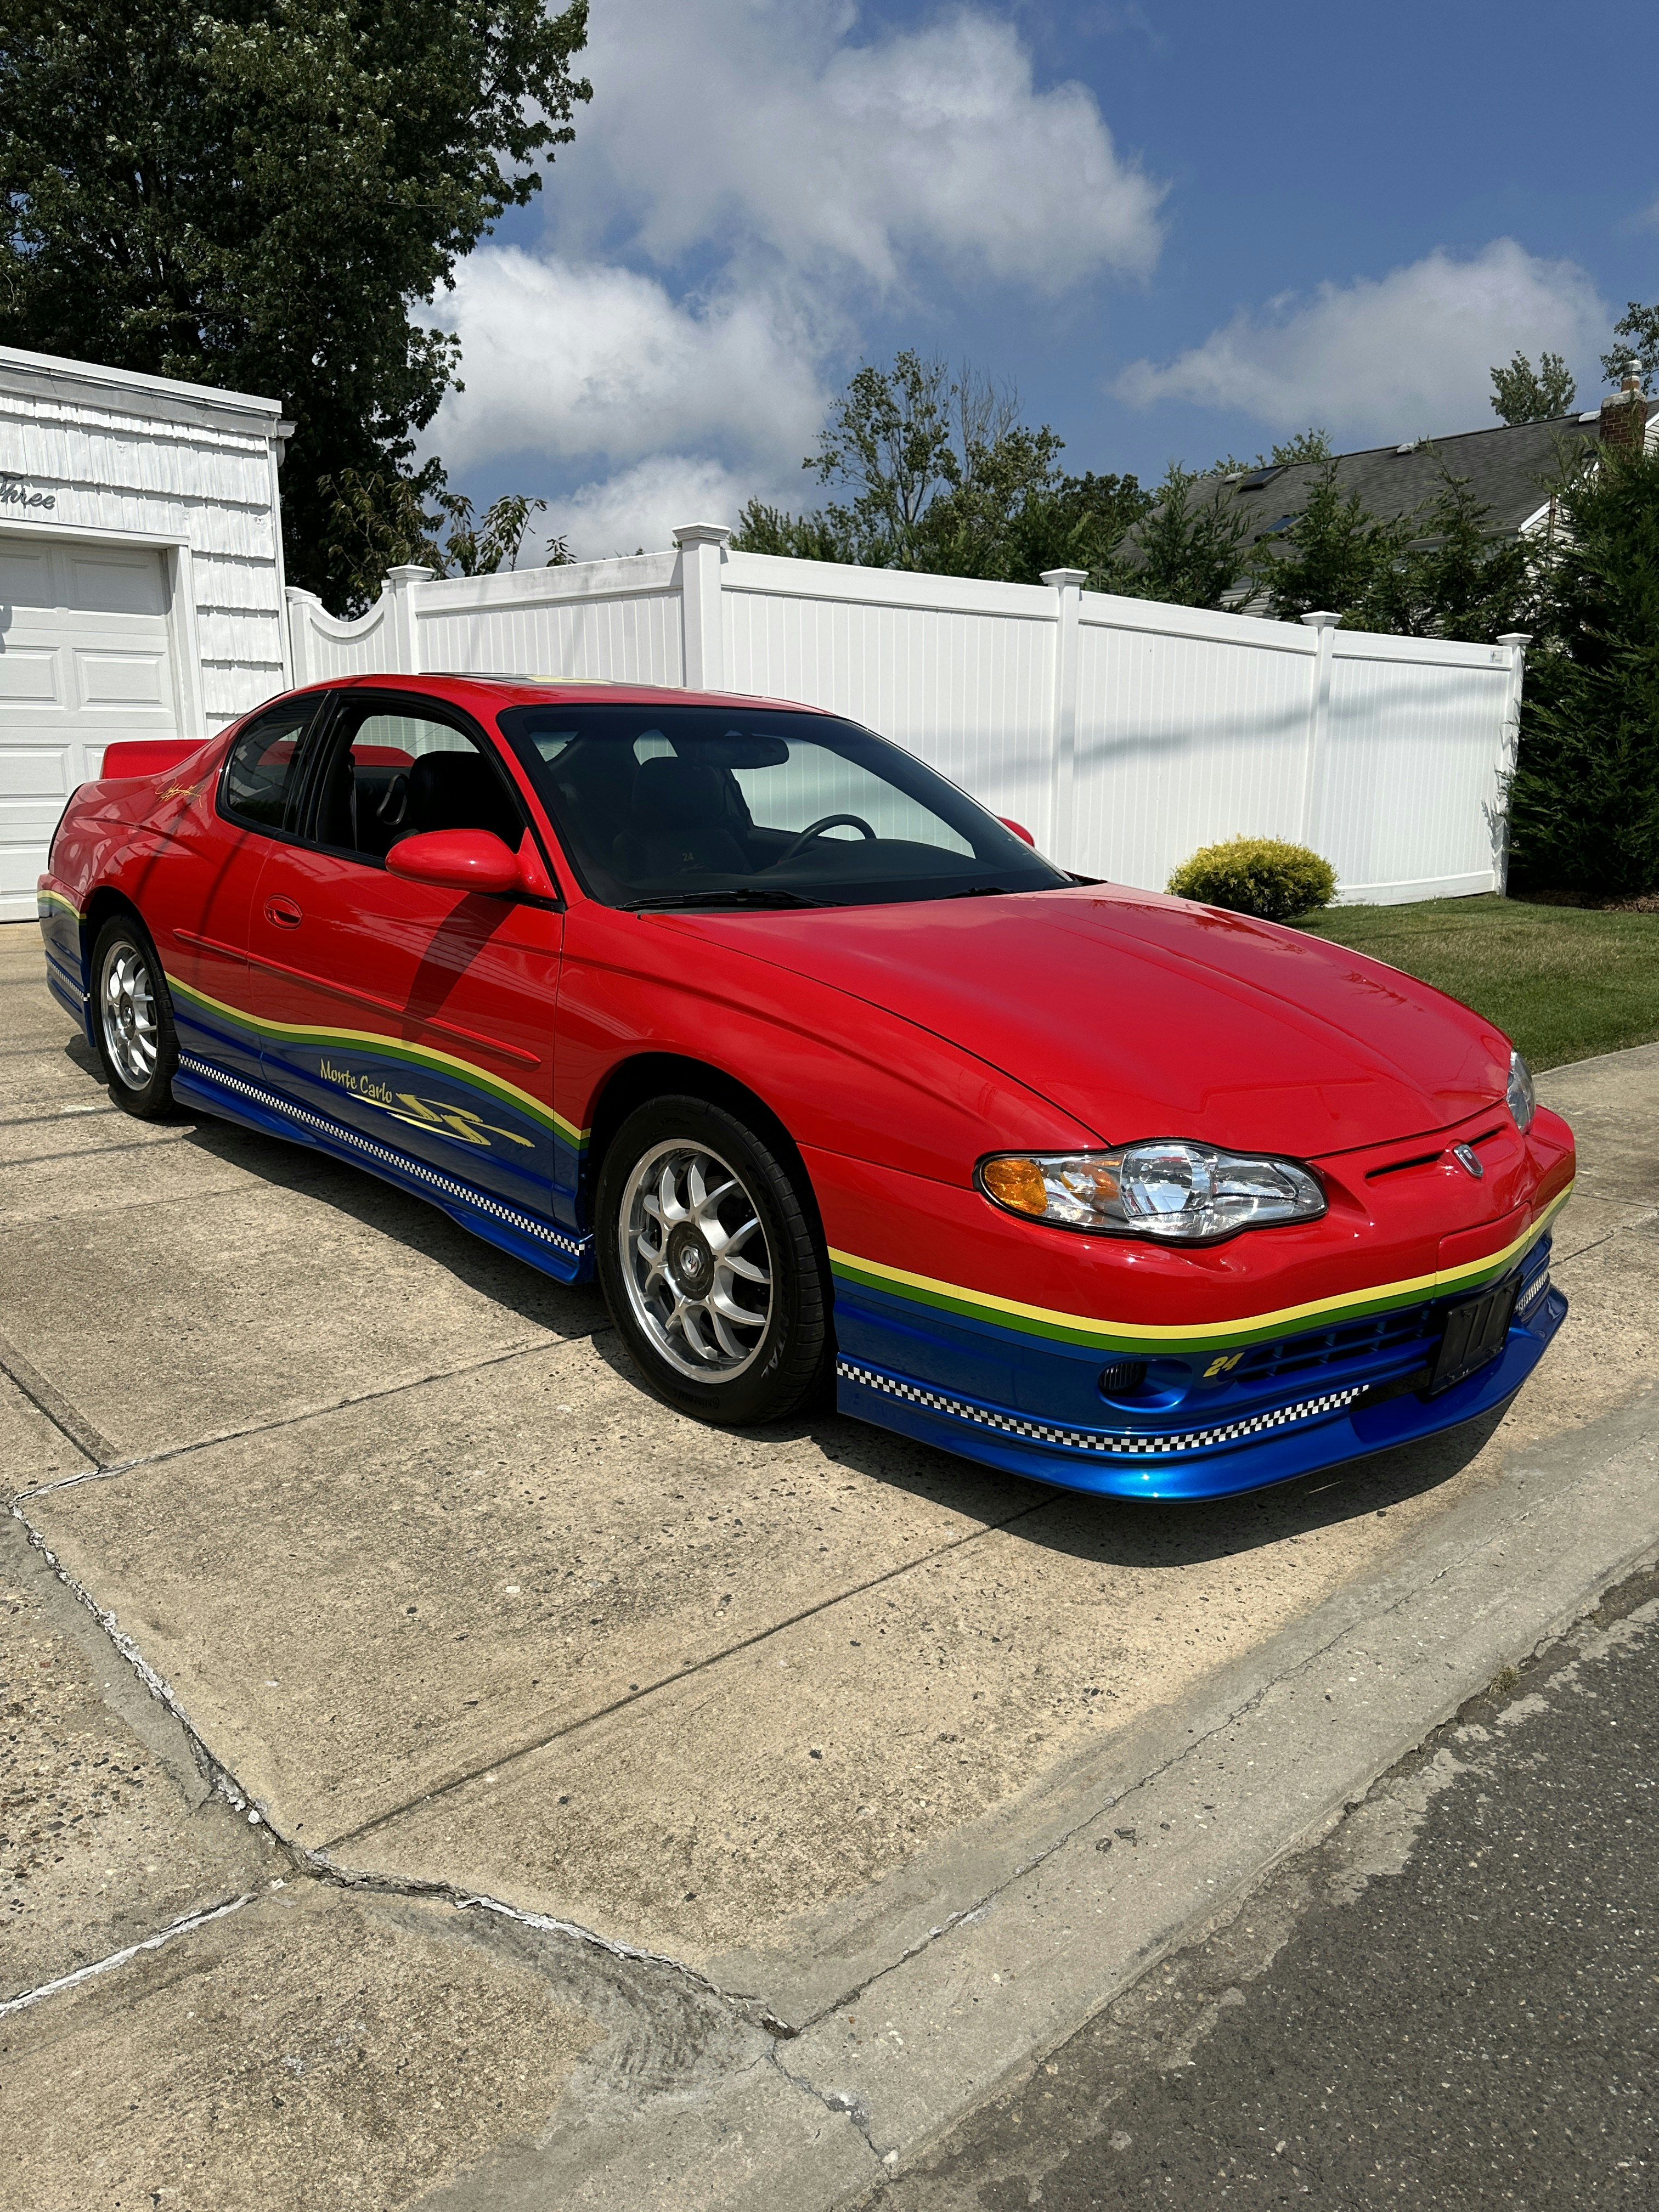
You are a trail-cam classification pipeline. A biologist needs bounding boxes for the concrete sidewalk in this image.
[2,916,1656,2208]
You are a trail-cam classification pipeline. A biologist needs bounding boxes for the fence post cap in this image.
[1299,610,1342,629]
[673,523,733,549]
[385,564,434,584]
[1497,632,1533,646]
[1041,567,1089,588]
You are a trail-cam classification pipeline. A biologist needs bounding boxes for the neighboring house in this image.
[0,345,294,920]
[1163,375,1659,592]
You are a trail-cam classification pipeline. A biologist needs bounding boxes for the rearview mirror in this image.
[386,827,523,895]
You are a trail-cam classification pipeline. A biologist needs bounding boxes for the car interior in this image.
[315,714,526,862]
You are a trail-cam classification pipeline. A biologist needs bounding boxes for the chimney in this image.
[1599,358,1646,452]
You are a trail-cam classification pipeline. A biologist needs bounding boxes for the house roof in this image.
[1174,396,1659,554]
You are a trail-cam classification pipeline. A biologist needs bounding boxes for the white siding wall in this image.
[0,348,290,734]
[287,531,1525,907]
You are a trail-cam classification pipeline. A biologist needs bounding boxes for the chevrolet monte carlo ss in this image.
[37,674,1573,1500]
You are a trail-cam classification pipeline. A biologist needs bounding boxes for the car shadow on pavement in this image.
[176,1112,609,1341]
[166,1087,1506,1571]
[576,1318,1509,1566]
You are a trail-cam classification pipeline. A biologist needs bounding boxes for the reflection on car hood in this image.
[679,884,1511,1156]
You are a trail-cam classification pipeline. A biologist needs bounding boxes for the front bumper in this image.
[833,1241,1565,1500]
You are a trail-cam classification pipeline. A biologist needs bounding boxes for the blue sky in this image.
[427,0,1659,556]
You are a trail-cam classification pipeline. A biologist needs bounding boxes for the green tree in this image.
[1243,461,1414,623]
[1391,467,1535,641]
[731,353,1150,586]
[1509,439,1659,898]
[319,471,572,586]
[1099,464,1251,609]
[1211,427,1333,474]
[1601,303,1659,394]
[1489,351,1578,424]
[0,0,590,609]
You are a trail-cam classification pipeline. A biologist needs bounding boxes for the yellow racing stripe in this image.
[830,1181,1573,1352]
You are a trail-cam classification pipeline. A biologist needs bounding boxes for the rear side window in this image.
[220,699,321,831]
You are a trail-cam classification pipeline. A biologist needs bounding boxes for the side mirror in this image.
[998,816,1036,847]
[386,827,523,895]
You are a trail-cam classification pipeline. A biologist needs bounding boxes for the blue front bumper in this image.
[834,1247,1565,1500]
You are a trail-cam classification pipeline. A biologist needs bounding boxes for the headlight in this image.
[978,1140,1326,1243]
[1507,1049,1536,1133]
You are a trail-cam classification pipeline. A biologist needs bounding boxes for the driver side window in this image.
[314,708,525,862]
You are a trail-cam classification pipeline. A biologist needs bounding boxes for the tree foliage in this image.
[1246,458,1534,641]
[0,0,590,608]
[730,353,1151,585]
[1098,465,1252,608]
[1489,350,1577,424]
[1509,440,1659,898]
[1601,301,1659,395]
[319,469,571,590]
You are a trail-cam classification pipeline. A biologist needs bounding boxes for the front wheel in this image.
[91,913,179,1118]
[595,1095,831,1424]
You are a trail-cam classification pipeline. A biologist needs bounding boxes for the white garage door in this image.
[0,534,182,919]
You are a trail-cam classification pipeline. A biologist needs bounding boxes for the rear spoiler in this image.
[100,738,205,780]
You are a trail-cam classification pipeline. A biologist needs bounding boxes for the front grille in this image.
[1236,1300,1436,1387]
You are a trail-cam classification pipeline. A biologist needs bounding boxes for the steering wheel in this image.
[778,813,878,864]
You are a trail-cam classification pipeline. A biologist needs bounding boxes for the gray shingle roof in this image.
[1176,398,1659,551]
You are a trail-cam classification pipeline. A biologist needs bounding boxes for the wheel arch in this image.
[584,1053,827,1254]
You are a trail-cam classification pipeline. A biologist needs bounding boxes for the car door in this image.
[165,691,332,1085]
[242,689,564,1231]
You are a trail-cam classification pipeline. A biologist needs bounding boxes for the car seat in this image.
[613,757,751,878]
[403,749,523,848]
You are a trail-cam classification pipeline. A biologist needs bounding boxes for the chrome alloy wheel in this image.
[618,1140,774,1380]
[99,940,159,1090]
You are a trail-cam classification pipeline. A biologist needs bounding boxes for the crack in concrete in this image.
[0,1894,253,2018]
[4,1491,806,2040]
[769,2044,890,2175]
[320,1489,1060,1859]
[0,1326,117,1466]
[9,1328,597,1498]
[786,1479,1632,2037]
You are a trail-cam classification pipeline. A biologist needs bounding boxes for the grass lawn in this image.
[1295,895,1659,1071]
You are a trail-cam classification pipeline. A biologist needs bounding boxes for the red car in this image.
[37,675,1573,1500]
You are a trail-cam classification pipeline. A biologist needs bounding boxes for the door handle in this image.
[264,895,303,929]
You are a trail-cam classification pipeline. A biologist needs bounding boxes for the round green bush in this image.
[1166,836,1338,923]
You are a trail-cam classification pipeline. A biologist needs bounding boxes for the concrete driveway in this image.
[3,916,1656,2209]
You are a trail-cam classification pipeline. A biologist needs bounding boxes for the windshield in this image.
[495,702,1067,909]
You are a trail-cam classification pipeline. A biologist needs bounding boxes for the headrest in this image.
[631,755,732,834]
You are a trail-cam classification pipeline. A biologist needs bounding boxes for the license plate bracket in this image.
[1427,1278,1519,1396]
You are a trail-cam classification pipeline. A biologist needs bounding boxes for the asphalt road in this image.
[866,1559,1658,2211]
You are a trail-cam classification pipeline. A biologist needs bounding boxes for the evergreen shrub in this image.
[1167,836,1338,922]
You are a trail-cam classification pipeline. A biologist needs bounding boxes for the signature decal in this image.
[319,1058,535,1150]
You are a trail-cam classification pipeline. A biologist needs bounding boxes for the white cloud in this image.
[565,0,1166,294]
[1115,240,1606,442]
[425,249,826,477]
[427,6,1165,531]
[558,455,754,560]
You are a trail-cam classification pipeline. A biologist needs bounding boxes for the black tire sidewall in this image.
[595,1095,829,1425]
[90,913,179,1118]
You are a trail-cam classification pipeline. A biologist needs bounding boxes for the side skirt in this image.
[173,1054,595,1287]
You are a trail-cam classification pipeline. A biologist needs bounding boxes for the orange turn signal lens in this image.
[982,1156,1048,1215]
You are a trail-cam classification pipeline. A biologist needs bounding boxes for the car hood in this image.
[678,885,1511,1158]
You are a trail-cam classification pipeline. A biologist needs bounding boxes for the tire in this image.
[90,912,179,1119]
[595,1094,831,1425]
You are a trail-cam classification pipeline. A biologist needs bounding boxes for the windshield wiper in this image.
[621,887,824,912]
[944,884,1011,898]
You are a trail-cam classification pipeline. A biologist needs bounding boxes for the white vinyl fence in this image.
[287,527,1529,905]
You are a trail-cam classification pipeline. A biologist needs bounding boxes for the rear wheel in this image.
[91,913,178,1118]
[595,1094,831,1424]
